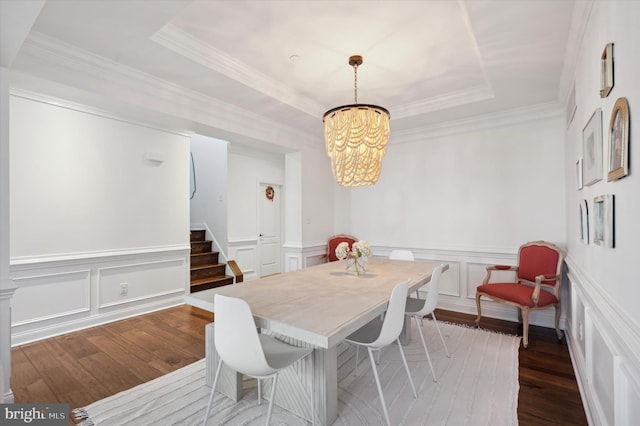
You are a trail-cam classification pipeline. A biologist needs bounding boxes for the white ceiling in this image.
[10,0,576,145]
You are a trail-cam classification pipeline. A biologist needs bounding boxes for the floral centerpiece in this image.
[336,240,372,275]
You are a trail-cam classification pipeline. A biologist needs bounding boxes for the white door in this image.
[259,183,281,277]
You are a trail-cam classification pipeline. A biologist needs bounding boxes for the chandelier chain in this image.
[353,64,358,103]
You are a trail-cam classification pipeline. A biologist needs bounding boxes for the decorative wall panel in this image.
[12,270,90,324]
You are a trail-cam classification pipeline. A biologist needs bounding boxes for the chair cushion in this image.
[476,283,558,307]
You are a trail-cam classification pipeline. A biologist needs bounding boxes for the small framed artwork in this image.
[582,108,603,186]
[579,199,589,244]
[607,97,630,181]
[593,194,614,248]
[576,158,583,190]
[600,43,614,98]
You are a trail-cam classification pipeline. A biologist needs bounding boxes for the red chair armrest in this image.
[494,265,514,270]
[483,265,517,284]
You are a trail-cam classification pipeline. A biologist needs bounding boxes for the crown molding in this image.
[10,88,194,138]
[392,85,494,119]
[391,101,562,145]
[151,23,326,119]
[17,32,318,150]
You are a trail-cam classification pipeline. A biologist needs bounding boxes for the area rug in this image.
[73,321,520,425]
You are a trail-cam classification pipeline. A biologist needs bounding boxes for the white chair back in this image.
[389,250,414,261]
[371,280,409,348]
[214,294,274,377]
[421,264,445,314]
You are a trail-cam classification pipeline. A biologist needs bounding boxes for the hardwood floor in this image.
[10,305,587,425]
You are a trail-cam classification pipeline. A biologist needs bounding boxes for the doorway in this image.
[258,182,282,277]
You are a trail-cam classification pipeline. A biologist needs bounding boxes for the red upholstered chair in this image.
[323,234,357,262]
[475,241,564,348]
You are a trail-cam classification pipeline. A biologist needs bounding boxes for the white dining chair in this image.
[404,263,450,382]
[344,280,417,426]
[203,294,314,426]
[389,250,420,298]
[389,249,415,261]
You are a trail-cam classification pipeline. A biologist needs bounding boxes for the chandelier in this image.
[323,55,390,187]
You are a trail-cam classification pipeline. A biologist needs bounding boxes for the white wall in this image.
[352,111,566,250]
[0,67,14,403]
[8,94,191,346]
[301,146,336,245]
[10,94,190,258]
[227,144,285,279]
[189,134,228,256]
[1,0,46,403]
[562,2,640,425]
[347,106,566,326]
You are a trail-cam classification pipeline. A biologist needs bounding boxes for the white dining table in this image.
[205,258,447,425]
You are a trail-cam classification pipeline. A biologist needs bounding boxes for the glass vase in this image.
[346,254,366,276]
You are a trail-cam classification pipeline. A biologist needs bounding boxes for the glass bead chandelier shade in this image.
[323,55,390,187]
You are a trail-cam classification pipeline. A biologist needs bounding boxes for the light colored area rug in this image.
[73,321,520,425]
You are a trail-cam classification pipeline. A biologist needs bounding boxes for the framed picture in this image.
[607,97,630,181]
[576,158,583,190]
[600,43,614,98]
[582,108,603,186]
[593,194,614,248]
[579,199,589,244]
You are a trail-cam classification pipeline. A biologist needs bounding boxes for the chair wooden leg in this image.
[555,304,564,341]
[431,312,450,358]
[475,292,483,326]
[265,374,278,426]
[522,307,530,348]
[202,358,223,426]
[367,347,391,426]
[354,345,360,376]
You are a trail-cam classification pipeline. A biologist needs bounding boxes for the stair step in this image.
[191,240,213,254]
[190,252,219,266]
[190,276,234,292]
[191,264,226,281]
[190,230,206,242]
[189,230,232,294]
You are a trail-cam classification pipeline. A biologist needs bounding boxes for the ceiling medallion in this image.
[323,55,390,187]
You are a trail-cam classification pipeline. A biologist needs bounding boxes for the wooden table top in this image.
[214,258,446,348]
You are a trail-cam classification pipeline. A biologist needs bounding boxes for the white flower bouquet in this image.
[335,240,371,275]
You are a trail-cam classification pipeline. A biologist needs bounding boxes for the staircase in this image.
[190,230,234,293]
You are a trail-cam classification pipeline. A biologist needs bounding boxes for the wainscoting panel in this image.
[11,270,90,325]
[565,256,640,426]
[286,254,301,272]
[10,246,189,345]
[228,241,257,280]
[615,357,640,426]
[98,259,185,308]
[587,309,616,425]
[414,260,460,297]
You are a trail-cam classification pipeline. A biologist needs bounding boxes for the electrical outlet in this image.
[120,282,128,296]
